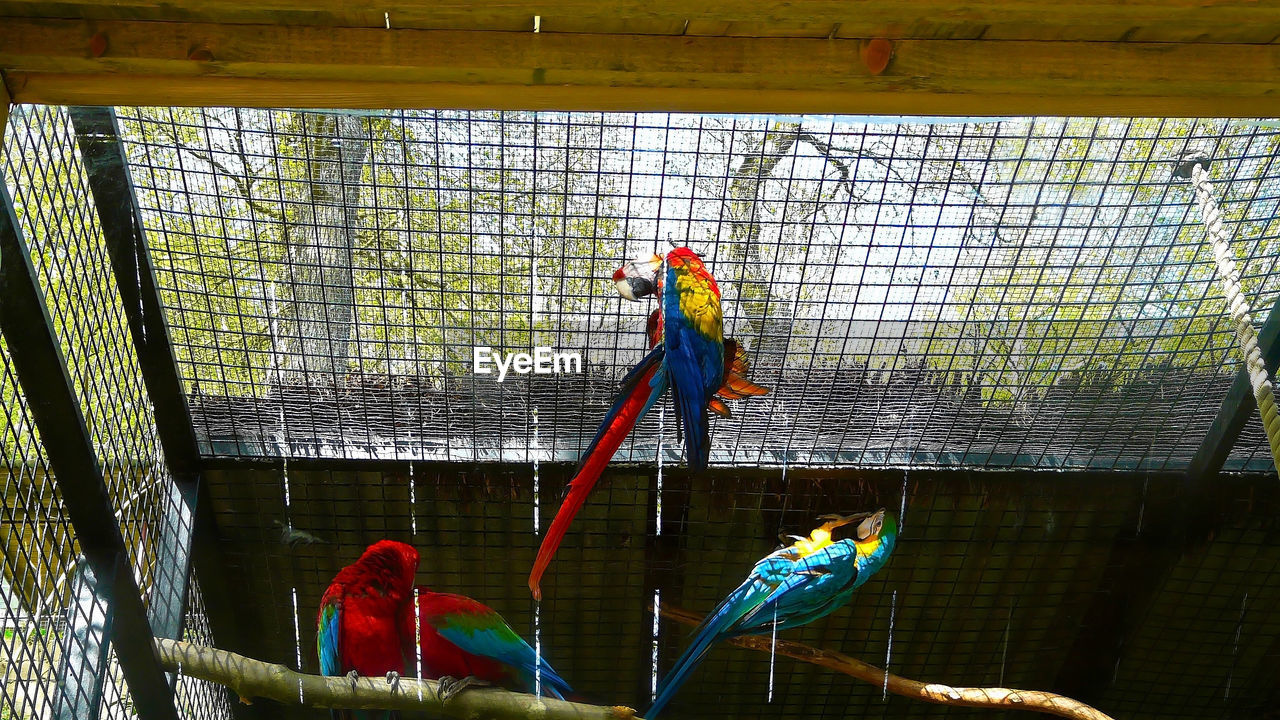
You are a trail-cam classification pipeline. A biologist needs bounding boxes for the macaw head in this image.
[852,509,896,561]
[613,253,663,301]
[808,509,894,544]
[853,509,888,541]
[359,539,421,596]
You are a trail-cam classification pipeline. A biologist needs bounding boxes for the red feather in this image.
[528,247,771,600]
[528,360,659,600]
[317,540,420,679]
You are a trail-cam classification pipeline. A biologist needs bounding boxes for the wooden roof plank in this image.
[1,18,1279,115]
[0,1,1277,43]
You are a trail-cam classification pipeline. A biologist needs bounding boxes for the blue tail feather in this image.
[648,580,770,718]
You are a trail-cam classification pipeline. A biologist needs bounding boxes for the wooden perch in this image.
[153,638,635,720]
[654,604,1116,720]
[156,609,1114,720]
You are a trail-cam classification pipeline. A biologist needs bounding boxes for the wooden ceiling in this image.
[0,1,1278,115]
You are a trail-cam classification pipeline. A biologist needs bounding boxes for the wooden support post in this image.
[0,70,10,143]
[0,182,179,720]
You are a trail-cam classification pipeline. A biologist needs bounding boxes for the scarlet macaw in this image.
[527,247,768,600]
[317,539,420,720]
[401,587,573,701]
[647,510,898,719]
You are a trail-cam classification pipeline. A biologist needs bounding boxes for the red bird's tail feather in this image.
[529,355,662,600]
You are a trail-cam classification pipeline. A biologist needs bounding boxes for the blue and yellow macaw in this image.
[528,246,768,600]
[647,509,898,719]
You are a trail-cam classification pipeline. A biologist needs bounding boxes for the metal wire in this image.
[0,335,94,719]
[2,106,229,719]
[175,574,234,718]
[5,105,162,608]
[194,460,1280,720]
[111,110,1280,471]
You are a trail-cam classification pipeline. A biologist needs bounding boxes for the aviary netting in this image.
[2,107,1278,720]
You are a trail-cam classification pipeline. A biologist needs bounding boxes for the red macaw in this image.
[317,540,420,720]
[401,587,573,701]
[527,247,768,599]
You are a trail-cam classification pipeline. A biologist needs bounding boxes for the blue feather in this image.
[575,346,666,472]
[434,618,574,700]
[317,601,341,677]
[649,515,898,719]
[648,551,795,718]
[661,264,723,470]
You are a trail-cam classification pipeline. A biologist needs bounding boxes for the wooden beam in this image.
[1,18,1278,114]
[0,1,1277,42]
[0,71,10,144]
[17,74,1280,117]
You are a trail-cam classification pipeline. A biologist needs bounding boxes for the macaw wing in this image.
[717,340,769,400]
[662,258,725,471]
[657,552,794,680]
[317,596,343,677]
[708,399,731,418]
[663,324,721,469]
[530,345,669,600]
[740,542,862,632]
[430,607,572,699]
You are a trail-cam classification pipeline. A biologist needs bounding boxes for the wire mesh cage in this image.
[2,105,232,719]
[1,103,1278,720]
[111,109,1280,471]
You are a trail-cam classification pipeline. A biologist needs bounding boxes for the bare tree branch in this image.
[154,638,637,720]
[654,604,1117,720]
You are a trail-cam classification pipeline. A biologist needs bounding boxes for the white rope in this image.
[1189,162,1280,471]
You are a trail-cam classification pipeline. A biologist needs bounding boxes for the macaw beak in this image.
[855,509,887,541]
[613,254,663,301]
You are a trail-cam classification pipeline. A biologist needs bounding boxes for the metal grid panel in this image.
[1101,522,1280,717]
[1,106,223,718]
[5,105,166,600]
[0,336,136,718]
[175,574,233,719]
[115,110,1280,471]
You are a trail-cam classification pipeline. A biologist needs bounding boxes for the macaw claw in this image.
[436,675,491,703]
[345,669,360,692]
[385,671,401,693]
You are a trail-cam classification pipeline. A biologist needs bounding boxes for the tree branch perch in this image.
[156,605,1115,720]
[654,604,1116,720]
[153,638,636,720]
